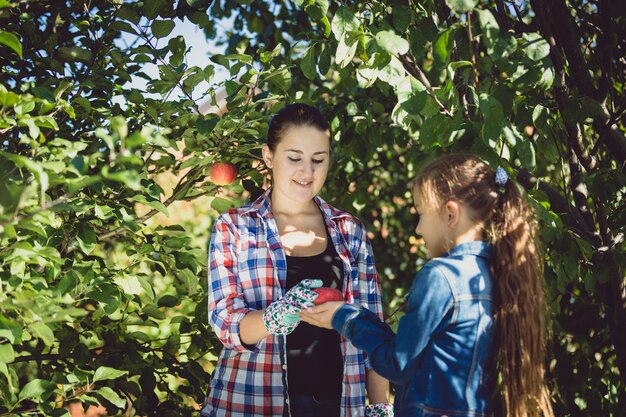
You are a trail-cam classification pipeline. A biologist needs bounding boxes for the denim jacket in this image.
[332,241,495,417]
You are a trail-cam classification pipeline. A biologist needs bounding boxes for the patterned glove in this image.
[366,403,394,417]
[263,279,322,335]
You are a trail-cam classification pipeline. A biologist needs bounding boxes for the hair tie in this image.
[495,167,508,188]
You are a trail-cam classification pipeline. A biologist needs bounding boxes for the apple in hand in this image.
[313,287,343,305]
[210,161,237,185]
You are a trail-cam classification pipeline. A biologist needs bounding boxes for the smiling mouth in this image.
[293,180,312,186]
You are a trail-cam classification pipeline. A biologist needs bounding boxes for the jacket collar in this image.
[445,241,492,258]
[241,187,352,222]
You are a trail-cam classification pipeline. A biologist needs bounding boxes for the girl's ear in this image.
[445,200,461,228]
[262,145,273,169]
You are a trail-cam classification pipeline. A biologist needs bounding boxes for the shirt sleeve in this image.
[207,212,256,352]
[332,262,453,385]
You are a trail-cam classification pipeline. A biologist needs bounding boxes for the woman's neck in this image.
[270,190,318,216]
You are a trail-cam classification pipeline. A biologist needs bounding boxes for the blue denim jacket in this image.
[332,241,495,417]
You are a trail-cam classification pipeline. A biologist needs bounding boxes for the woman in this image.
[201,103,392,417]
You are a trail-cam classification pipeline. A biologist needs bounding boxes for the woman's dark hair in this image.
[266,103,331,151]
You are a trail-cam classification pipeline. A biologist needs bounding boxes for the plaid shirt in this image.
[202,188,384,417]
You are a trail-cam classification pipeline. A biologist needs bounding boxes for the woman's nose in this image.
[302,161,314,176]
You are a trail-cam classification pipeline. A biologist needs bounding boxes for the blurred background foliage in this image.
[1,0,626,415]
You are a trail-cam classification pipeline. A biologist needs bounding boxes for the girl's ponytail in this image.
[489,178,554,417]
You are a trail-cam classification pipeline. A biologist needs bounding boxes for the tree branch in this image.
[530,0,598,172]
[516,168,600,247]
[398,53,454,118]
[533,0,626,170]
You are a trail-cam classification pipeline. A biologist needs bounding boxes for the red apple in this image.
[313,287,343,305]
[210,161,237,185]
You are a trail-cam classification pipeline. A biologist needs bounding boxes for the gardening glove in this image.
[263,279,322,335]
[366,403,394,417]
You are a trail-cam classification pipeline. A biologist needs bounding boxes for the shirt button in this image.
[282,364,287,370]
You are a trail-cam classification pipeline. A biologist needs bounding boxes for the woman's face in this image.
[263,125,330,206]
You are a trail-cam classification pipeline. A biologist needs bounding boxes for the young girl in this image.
[301,154,554,417]
[201,103,391,417]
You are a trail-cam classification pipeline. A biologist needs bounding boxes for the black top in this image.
[285,233,344,400]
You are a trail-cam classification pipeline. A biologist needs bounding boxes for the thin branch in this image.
[398,53,454,118]
[516,168,600,247]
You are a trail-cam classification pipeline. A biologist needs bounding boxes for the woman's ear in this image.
[445,200,461,228]
[262,145,273,169]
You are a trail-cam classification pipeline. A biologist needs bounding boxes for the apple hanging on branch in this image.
[210,161,237,185]
[313,287,344,305]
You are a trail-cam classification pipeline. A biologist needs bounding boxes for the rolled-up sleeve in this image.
[208,213,255,352]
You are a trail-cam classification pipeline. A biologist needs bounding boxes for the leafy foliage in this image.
[1,0,626,415]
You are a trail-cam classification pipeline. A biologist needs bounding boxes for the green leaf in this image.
[375,31,409,56]
[114,275,143,296]
[176,268,199,295]
[28,322,55,347]
[0,151,49,195]
[77,224,97,254]
[476,9,499,50]
[151,19,175,38]
[93,366,129,382]
[87,284,121,315]
[142,304,166,320]
[97,386,126,408]
[130,194,168,215]
[523,33,550,61]
[419,113,449,147]
[532,104,549,128]
[14,100,35,115]
[562,96,606,125]
[211,196,234,212]
[331,6,359,39]
[479,94,504,145]
[393,6,411,34]
[318,43,332,75]
[57,46,93,62]
[301,45,318,80]
[144,0,166,19]
[0,343,15,363]
[101,165,142,190]
[507,125,536,169]
[335,32,359,68]
[446,0,478,13]
[433,28,454,67]
[19,379,56,402]
[302,0,328,22]
[157,294,180,308]
[0,31,22,58]
[0,315,23,344]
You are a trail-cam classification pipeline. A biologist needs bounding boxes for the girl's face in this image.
[413,189,450,259]
[263,125,330,206]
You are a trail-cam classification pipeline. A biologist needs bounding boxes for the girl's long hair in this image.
[413,154,554,417]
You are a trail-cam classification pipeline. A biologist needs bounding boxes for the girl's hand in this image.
[299,301,345,329]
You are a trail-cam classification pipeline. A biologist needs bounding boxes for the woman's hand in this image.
[262,279,322,335]
[299,301,345,329]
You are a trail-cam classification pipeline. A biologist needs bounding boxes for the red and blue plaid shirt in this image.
[202,188,384,417]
